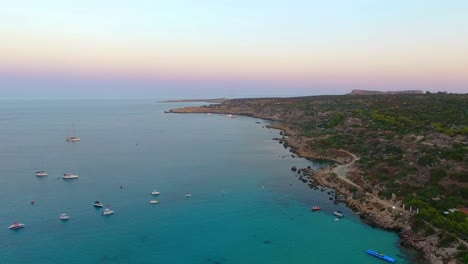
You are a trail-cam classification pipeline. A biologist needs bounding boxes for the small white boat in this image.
[59,213,70,220]
[102,208,114,215]
[36,171,48,177]
[226,114,236,118]
[63,173,79,179]
[150,200,158,204]
[93,201,104,208]
[151,190,160,195]
[333,211,344,218]
[9,222,25,230]
[185,193,192,198]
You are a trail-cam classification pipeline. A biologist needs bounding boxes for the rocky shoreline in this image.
[266,125,466,264]
[168,106,464,264]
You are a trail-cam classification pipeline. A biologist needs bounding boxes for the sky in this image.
[1,0,467,98]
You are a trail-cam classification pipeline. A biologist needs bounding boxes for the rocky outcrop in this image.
[400,230,466,264]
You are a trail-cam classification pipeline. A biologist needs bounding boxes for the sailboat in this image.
[66,123,80,142]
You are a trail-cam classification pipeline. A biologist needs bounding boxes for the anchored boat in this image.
[102,208,114,215]
[365,249,396,263]
[66,122,80,142]
[9,222,25,230]
[63,173,79,179]
[333,211,344,217]
[311,206,321,211]
[59,213,70,220]
[36,171,48,177]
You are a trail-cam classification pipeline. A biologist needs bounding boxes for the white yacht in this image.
[102,208,114,215]
[36,171,48,177]
[59,213,70,220]
[63,173,79,179]
[150,200,158,204]
[185,193,192,198]
[151,190,160,195]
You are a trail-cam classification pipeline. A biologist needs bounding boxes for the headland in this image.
[168,93,468,264]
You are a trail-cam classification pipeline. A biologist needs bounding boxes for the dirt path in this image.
[331,150,360,188]
[331,149,404,211]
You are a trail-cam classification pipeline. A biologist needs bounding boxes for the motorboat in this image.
[93,201,104,208]
[150,200,158,204]
[311,206,321,211]
[63,173,79,179]
[151,190,160,195]
[333,211,344,218]
[185,193,192,198]
[365,249,396,263]
[59,213,70,220]
[9,222,25,230]
[102,208,114,215]
[36,171,48,177]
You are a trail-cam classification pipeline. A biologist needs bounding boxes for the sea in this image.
[0,99,412,264]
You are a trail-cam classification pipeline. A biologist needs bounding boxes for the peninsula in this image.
[169,93,468,264]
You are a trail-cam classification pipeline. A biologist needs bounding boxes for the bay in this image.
[0,99,411,263]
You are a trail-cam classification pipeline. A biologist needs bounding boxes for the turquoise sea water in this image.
[0,100,411,264]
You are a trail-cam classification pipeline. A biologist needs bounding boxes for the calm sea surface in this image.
[0,99,411,263]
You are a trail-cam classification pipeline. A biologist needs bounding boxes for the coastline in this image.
[267,123,410,229]
[167,106,462,264]
[262,124,461,264]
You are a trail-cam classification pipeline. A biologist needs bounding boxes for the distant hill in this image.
[350,89,424,95]
[158,98,229,103]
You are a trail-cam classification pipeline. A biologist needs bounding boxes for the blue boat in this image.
[366,249,396,263]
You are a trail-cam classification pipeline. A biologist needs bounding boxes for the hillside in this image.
[169,93,468,263]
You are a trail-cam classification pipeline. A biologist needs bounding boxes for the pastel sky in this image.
[1,0,467,98]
